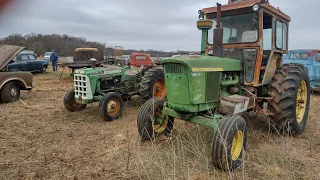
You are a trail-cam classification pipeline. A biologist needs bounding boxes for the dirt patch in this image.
[0,69,319,179]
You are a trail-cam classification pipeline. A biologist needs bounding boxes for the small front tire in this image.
[63,89,87,112]
[99,92,124,121]
[212,115,247,172]
[137,98,174,140]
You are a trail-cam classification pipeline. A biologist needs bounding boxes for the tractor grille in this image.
[74,74,92,99]
[206,72,220,101]
[164,63,187,74]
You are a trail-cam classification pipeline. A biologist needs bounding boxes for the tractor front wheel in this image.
[212,115,247,172]
[63,89,87,112]
[137,98,174,140]
[268,63,310,136]
[99,92,124,121]
[139,68,166,100]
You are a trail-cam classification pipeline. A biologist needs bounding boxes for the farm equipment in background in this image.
[61,48,106,76]
[283,49,320,90]
[137,0,311,172]
[63,52,166,121]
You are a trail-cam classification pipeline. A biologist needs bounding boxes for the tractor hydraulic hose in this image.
[221,76,239,86]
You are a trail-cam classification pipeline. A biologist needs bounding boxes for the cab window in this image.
[317,53,320,62]
[20,55,29,61]
[28,55,36,60]
[276,21,288,50]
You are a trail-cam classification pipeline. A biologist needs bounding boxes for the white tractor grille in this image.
[74,74,93,100]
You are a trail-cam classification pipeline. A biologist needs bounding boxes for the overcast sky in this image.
[0,0,318,51]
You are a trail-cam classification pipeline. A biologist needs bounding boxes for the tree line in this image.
[0,33,198,57]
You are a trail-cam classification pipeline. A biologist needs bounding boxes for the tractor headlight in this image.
[253,4,260,11]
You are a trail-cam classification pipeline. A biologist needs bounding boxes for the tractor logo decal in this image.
[192,68,224,72]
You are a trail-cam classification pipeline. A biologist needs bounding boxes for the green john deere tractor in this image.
[63,53,166,121]
[137,0,311,171]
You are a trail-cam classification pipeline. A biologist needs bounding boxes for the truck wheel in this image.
[268,63,310,136]
[139,68,166,100]
[99,92,124,121]
[0,81,20,103]
[42,65,47,73]
[212,115,247,172]
[137,98,174,140]
[63,89,87,112]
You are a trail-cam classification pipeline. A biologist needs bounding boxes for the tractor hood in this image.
[74,65,128,76]
[161,55,242,72]
[0,44,25,70]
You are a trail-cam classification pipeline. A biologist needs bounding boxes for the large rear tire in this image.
[0,82,20,103]
[63,89,87,112]
[139,68,166,100]
[268,63,310,136]
[137,98,174,140]
[212,115,247,172]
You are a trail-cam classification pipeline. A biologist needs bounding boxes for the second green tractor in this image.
[137,0,311,171]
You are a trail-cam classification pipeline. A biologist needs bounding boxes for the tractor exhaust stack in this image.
[212,3,223,58]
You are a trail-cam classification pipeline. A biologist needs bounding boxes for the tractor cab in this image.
[198,0,290,86]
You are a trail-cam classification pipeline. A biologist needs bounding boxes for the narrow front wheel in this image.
[63,89,87,112]
[99,92,124,121]
[137,98,174,140]
[212,115,247,172]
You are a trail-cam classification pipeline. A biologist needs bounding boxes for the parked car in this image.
[0,44,33,103]
[44,51,51,61]
[283,49,320,90]
[6,51,48,73]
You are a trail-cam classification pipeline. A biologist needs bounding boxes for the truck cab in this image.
[283,49,320,89]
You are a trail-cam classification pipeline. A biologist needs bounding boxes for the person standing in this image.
[50,50,59,71]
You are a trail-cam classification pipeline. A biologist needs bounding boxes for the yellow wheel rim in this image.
[296,80,307,124]
[152,110,169,133]
[231,130,243,161]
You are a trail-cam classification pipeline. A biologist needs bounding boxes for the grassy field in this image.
[0,68,319,179]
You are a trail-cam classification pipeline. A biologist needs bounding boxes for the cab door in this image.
[17,55,29,71]
[28,54,39,71]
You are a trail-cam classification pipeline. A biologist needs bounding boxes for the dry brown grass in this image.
[0,67,319,179]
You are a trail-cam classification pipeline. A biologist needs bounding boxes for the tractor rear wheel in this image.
[212,115,247,172]
[139,68,166,100]
[99,92,124,121]
[268,63,310,136]
[137,98,174,140]
[63,89,87,112]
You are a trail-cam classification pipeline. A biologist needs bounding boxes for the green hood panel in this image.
[161,55,242,72]
[74,66,127,76]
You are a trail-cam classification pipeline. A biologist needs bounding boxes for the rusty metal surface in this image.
[202,0,260,14]
[261,52,281,86]
[0,72,33,89]
[222,95,250,103]
[261,3,291,21]
[75,48,98,52]
[0,44,25,70]
[202,0,290,22]
[219,95,250,114]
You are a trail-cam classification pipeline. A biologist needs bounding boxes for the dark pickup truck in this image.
[0,44,33,103]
